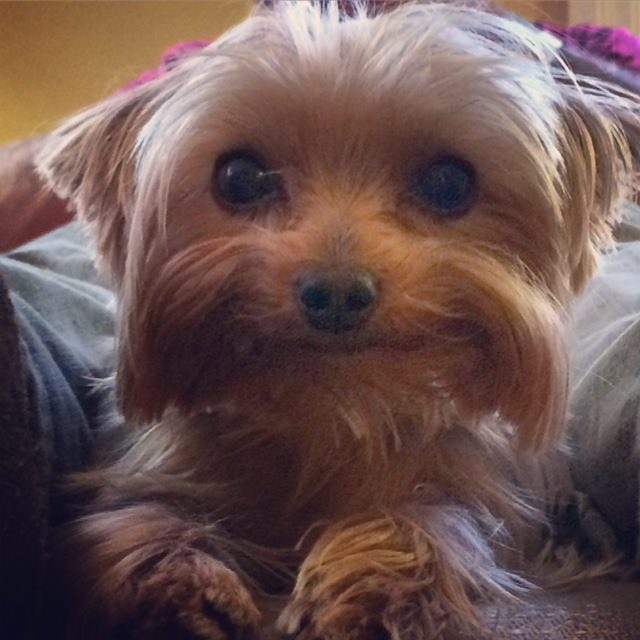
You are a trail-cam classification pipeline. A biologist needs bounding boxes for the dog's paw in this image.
[278,585,450,640]
[116,554,261,640]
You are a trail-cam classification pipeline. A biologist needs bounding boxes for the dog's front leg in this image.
[50,502,261,640]
[278,506,521,640]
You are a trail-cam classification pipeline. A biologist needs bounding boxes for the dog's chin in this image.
[175,304,564,452]
[195,325,481,414]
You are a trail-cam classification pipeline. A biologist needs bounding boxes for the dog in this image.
[37,1,640,638]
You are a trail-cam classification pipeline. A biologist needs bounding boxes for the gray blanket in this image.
[0,225,114,476]
[568,203,640,562]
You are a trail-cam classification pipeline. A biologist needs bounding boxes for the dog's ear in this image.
[463,14,640,292]
[554,57,640,292]
[37,82,168,285]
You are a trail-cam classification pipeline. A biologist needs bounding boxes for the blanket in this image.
[0,224,114,638]
[0,272,47,638]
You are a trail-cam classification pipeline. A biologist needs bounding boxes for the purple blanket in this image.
[540,24,640,74]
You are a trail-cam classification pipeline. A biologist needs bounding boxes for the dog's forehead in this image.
[192,4,558,143]
[214,3,554,94]
[136,3,563,192]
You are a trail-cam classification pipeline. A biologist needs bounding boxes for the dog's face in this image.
[39,1,638,450]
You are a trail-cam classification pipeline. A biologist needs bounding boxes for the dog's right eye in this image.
[214,152,281,209]
[411,155,476,218]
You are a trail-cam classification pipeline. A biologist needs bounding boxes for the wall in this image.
[0,1,251,144]
[568,0,640,30]
[498,0,640,30]
[498,1,567,25]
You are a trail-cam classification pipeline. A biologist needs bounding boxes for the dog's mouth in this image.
[292,335,433,357]
[255,320,489,362]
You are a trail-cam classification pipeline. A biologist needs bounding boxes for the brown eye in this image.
[214,151,282,209]
[411,155,476,217]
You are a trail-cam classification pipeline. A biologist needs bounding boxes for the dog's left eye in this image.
[215,152,282,209]
[411,156,476,217]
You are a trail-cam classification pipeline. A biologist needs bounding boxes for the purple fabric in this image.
[540,24,640,74]
[122,40,210,92]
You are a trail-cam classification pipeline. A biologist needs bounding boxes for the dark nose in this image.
[296,269,377,333]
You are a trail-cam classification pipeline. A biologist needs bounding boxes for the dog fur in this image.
[37,1,640,638]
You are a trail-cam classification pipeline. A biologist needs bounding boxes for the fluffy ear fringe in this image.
[36,86,163,284]
[554,65,640,290]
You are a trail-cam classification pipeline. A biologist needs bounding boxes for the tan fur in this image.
[37,1,640,638]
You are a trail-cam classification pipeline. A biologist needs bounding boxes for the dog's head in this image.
[38,1,639,449]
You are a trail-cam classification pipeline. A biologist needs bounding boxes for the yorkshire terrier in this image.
[37,1,640,639]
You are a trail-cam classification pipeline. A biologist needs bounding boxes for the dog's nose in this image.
[296,269,377,333]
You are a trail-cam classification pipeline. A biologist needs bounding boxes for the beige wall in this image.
[0,1,251,144]
[567,0,640,29]
[498,0,640,30]
[497,1,567,24]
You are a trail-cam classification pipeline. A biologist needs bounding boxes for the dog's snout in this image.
[297,269,377,333]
